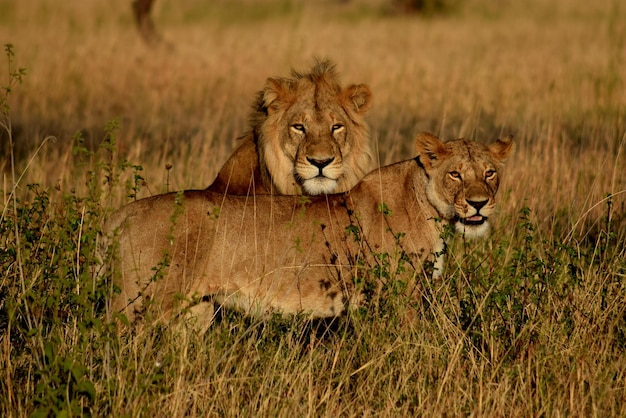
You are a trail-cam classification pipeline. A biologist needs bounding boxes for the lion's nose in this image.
[307,157,335,171]
[467,199,488,211]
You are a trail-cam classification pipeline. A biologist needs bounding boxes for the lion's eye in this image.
[291,124,305,133]
[449,171,462,180]
[331,124,345,133]
[485,169,496,179]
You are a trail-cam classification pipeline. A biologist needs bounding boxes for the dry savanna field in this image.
[1,0,625,416]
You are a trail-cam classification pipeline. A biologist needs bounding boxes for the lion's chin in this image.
[302,177,338,195]
[455,216,490,238]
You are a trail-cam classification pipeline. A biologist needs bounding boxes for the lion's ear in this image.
[488,135,514,162]
[263,78,294,115]
[345,83,372,114]
[415,132,448,169]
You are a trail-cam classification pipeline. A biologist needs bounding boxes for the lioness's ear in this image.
[345,83,372,114]
[488,135,514,162]
[415,132,448,169]
[263,78,295,115]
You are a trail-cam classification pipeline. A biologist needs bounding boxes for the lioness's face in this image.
[262,75,372,195]
[417,134,513,238]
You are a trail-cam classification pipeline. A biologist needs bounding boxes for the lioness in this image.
[207,59,373,196]
[106,133,512,326]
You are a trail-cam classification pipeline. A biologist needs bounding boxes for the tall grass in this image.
[1,0,625,415]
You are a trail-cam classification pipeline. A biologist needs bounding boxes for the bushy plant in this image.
[0,45,145,416]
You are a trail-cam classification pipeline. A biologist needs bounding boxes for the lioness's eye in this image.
[485,170,496,179]
[449,171,461,179]
[332,124,344,133]
[291,124,305,133]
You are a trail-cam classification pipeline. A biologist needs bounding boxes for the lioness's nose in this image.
[307,157,334,170]
[467,199,488,211]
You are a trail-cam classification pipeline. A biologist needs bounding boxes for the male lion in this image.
[207,59,373,196]
[105,133,512,328]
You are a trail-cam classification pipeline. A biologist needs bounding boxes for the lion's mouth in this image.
[301,176,338,195]
[459,215,487,226]
[303,174,336,183]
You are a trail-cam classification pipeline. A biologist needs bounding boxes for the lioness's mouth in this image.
[459,215,487,226]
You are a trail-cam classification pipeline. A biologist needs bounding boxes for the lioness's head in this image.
[415,132,513,238]
[255,59,373,195]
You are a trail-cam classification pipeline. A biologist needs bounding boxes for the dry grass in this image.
[1,0,625,416]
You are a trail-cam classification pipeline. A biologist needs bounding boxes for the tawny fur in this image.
[207,58,373,196]
[105,133,512,327]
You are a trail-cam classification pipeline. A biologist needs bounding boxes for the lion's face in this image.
[416,133,513,238]
[258,61,373,195]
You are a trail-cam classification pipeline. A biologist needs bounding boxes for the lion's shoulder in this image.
[207,133,268,195]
